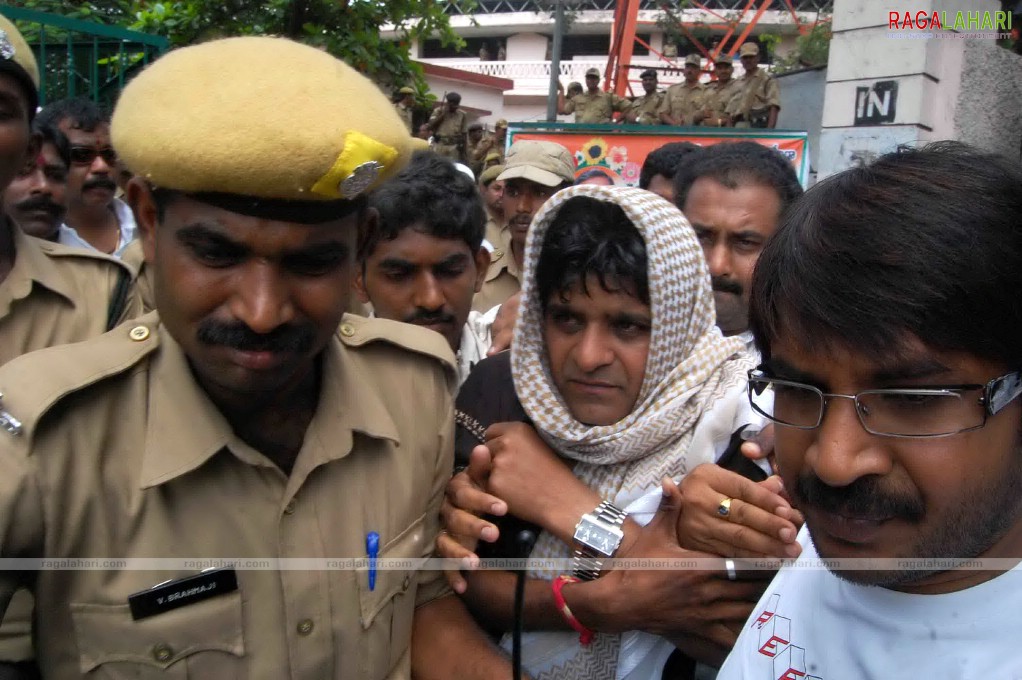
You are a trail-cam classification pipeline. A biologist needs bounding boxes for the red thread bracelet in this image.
[551,575,595,646]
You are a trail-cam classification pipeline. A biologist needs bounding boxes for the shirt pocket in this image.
[357,513,428,678]
[69,590,245,679]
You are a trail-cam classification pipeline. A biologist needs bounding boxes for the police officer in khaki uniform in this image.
[701,55,746,127]
[0,36,513,679]
[0,16,142,673]
[557,68,631,124]
[624,69,664,125]
[474,140,574,313]
[427,91,468,163]
[733,42,781,128]
[393,86,416,134]
[658,54,709,126]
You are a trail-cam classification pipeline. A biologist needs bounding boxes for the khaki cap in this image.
[585,67,600,78]
[495,119,508,128]
[684,54,702,67]
[478,164,504,185]
[0,15,39,108]
[497,140,574,187]
[740,42,760,57]
[397,86,415,95]
[484,151,502,163]
[112,36,413,203]
[714,54,733,65]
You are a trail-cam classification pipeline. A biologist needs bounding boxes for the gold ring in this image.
[717,497,733,519]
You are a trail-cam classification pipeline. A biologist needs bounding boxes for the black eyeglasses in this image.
[747,369,1022,438]
[69,146,117,167]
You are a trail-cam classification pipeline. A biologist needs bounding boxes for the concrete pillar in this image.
[817,0,1021,178]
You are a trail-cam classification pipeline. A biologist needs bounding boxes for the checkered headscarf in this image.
[511,184,752,500]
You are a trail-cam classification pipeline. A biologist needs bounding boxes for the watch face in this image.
[576,523,622,557]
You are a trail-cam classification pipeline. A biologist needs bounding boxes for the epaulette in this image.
[36,238,137,277]
[336,313,457,382]
[0,312,160,439]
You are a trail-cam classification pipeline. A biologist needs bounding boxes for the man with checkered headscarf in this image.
[447,185,788,679]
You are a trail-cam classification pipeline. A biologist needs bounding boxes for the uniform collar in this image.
[141,324,401,489]
[2,222,78,312]
[484,235,521,284]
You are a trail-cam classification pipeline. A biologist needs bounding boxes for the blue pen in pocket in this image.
[366,531,380,591]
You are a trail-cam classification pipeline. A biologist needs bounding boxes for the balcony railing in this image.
[419,57,703,91]
[444,0,832,14]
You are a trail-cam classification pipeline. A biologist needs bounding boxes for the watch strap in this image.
[571,500,627,581]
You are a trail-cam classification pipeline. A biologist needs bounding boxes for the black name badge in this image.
[128,567,238,621]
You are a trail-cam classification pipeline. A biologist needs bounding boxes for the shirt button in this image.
[128,325,150,342]
[339,323,355,337]
[297,619,314,636]
[284,499,296,515]
[152,643,173,662]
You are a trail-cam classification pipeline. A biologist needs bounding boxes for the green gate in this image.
[0,6,168,111]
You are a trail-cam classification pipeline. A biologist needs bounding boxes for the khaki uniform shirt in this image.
[736,68,781,124]
[0,313,456,679]
[483,213,506,252]
[628,91,665,125]
[428,108,468,162]
[467,134,495,176]
[393,102,414,134]
[658,82,708,126]
[0,224,141,662]
[702,79,746,126]
[1,224,141,367]
[564,90,630,124]
[473,241,520,313]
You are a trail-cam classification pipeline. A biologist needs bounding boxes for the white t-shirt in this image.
[718,528,1022,680]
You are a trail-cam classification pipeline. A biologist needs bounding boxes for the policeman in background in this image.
[557,67,631,124]
[625,69,665,125]
[0,15,141,676]
[0,36,513,679]
[659,54,708,126]
[734,42,781,128]
[393,85,416,133]
[701,54,745,127]
[428,91,468,163]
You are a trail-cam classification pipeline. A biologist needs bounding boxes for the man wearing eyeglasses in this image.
[718,142,1022,678]
[35,97,136,256]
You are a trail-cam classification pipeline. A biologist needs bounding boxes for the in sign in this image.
[854,80,898,126]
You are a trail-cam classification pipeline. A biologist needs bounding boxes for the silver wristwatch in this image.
[571,500,627,581]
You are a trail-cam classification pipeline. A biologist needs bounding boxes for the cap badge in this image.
[310,130,399,200]
[340,161,380,198]
[0,30,15,61]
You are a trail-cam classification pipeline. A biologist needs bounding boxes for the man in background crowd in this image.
[36,97,136,255]
[659,54,708,126]
[558,68,631,124]
[626,69,665,125]
[701,55,745,127]
[638,140,702,203]
[2,122,69,241]
[394,85,416,133]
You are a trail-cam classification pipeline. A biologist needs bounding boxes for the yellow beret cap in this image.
[0,15,38,89]
[112,36,413,202]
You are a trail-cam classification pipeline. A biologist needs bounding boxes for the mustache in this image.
[711,275,743,296]
[83,177,117,192]
[195,320,316,354]
[794,472,925,522]
[404,309,455,325]
[14,195,63,215]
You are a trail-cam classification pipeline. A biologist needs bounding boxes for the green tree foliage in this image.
[10,0,469,91]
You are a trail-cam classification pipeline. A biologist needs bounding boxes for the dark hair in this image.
[639,141,702,189]
[363,151,485,261]
[33,122,70,168]
[673,141,802,212]
[575,167,614,185]
[639,69,658,79]
[445,92,462,104]
[536,196,648,309]
[750,141,1022,369]
[35,97,108,133]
